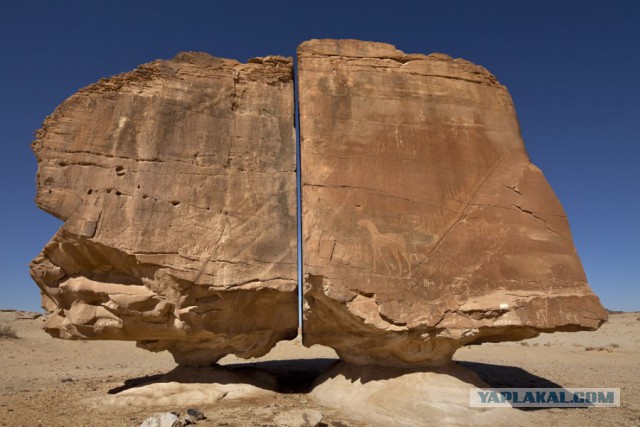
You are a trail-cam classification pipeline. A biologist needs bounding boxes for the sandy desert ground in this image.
[0,310,638,426]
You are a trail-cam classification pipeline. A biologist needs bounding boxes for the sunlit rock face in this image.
[298,39,607,367]
[31,40,608,369]
[30,52,298,366]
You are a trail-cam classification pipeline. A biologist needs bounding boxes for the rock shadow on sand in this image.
[107,357,338,402]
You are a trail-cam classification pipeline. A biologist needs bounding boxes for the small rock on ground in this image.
[140,412,180,427]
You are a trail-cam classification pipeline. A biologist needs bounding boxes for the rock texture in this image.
[30,52,298,366]
[102,365,277,407]
[298,39,607,367]
[311,362,524,426]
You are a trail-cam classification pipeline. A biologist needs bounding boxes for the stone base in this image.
[310,361,525,426]
[98,365,276,407]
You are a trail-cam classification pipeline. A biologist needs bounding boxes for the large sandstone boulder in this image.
[30,52,298,366]
[298,39,607,367]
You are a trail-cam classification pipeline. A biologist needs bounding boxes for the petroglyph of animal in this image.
[357,219,411,277]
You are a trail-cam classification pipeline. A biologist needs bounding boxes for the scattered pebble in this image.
[139,410,206,427]
[140,412,180,427]
[185,408,206,422]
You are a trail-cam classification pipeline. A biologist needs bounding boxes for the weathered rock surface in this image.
[30,52,298,365]
[298,39,607,367]
[101,365,276,407]
[310,362,524,426]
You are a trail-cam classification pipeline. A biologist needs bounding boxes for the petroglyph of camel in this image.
[357,219,411,277]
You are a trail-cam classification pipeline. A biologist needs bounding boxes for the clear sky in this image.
[1,1,638,312]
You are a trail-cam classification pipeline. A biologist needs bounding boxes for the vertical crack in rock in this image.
[30,40,608,371]
[30,52,298,366]
[298,39,607,368]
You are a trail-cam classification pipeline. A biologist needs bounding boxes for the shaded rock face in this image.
[298,39,607,367]
[30,52,298,366]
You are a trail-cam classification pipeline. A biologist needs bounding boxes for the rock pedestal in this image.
[311,362,525,426]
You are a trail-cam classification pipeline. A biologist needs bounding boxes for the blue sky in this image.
[1,1,638,312]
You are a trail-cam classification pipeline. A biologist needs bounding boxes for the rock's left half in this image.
[30,52,298,366]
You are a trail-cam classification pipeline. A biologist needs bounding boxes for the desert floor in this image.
[0,310,638,426]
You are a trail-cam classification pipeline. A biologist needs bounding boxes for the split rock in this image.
[298,39,607,367]
[30,52,298,365]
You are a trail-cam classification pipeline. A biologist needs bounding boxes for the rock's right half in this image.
[298,39,607,367]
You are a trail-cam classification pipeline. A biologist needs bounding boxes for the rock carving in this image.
[298,39,607,367]
[31,40,607,369]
